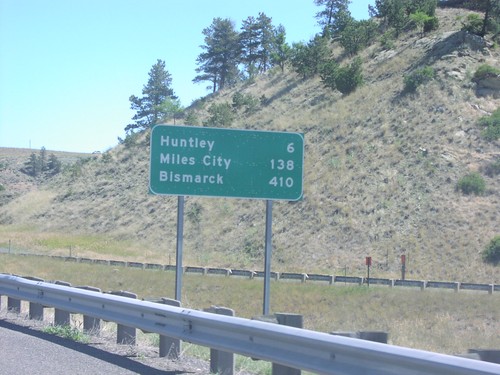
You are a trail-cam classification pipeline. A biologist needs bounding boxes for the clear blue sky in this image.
[0,0,374,153]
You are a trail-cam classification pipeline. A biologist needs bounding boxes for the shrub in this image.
[380,31,396,50]
[335,57,363,95]
[319,59,340,90]
[184,111,199,126]
[403,66,435,93]
[0,184,5,192]
[410,11,433,35]
[483,158,500,177]
[456,172,486,195]
[482,236,500,265]
[473,64,500,81]
[204,103,234,127]
[424,16,439,33]
[461,13,483,35]
[477,107,500,141]
[232,92,259,114]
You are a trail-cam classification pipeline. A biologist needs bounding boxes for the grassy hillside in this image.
[0,8,499,283]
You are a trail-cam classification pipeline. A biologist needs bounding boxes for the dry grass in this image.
[1,254,498,357]
[1,7,499,284]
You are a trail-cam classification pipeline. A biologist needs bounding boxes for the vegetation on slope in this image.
[0,7,499,284]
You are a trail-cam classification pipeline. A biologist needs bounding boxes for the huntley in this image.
[160,135,215,152]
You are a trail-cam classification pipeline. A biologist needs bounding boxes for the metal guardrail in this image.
[3,252,498,294]
[0,274,499,375]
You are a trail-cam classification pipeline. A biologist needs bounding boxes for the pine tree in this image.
[270,25,291,73]
[47,153,62,174]
[255,13,276,73]
[314,0,352,36]
[193,18,241,93]
[39,146,47,172]
[24,152,41,177]
[126,59,176,132]
[240,16,261,78]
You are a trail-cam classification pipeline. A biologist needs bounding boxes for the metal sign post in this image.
[175,196,185,301]
[263,200,273,315]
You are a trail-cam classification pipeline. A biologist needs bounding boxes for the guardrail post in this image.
[159,298,181,359]
[273,313,303,375]
[54,280,72,325]
[26,276,45,320]
[468,349,500,364]
[110,290,137,345]
[77,286,102,333]
[205,306,235,375]
[7,295,21,312]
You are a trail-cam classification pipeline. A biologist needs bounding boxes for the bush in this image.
[335,57,363,95]
[424,16,439,33]
[204,103,234,127]
[0,184,5,192]
[319,59,339,90]
[380,31,396,50]
[482,236,500,265]
[232,92,259,114]
[483,158,500,177]
[477,107,500,141]
[473,64,500,81]
[456,172,486,195]
[461,13,483,35]
[403,66,435,93]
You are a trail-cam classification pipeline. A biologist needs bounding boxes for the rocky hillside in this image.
[1,8,499,283]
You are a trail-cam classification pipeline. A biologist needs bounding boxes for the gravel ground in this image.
[0,299,255,375]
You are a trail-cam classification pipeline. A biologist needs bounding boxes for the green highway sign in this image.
[149,125,304,200]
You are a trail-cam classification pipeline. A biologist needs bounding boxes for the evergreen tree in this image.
[24,152,41,177]
[290,35,330,78]
[39,146,47,172]
[158,97,184,124]
[255,12,276,73]
[240,13,277,78]
[481,0,500,36]
[240,15,261,78]
[126,59,176,132]
[270,25,291,73]
[47,153,62,174]
[194,18,241,93]
[340,19,378,55]
[314,0,352,36]
[369,0,438,36]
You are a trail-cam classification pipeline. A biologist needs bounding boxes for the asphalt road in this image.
[0,319,187,375]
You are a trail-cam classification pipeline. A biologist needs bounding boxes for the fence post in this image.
[54,280,72,326]
[273,313,303,375]
[159,298,181,359]
[110,290,137,344]
[76,286,102,333]
[205,306,235,375]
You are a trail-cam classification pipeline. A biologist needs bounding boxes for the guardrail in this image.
[1,274,499,375]
[2,252,498,294]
